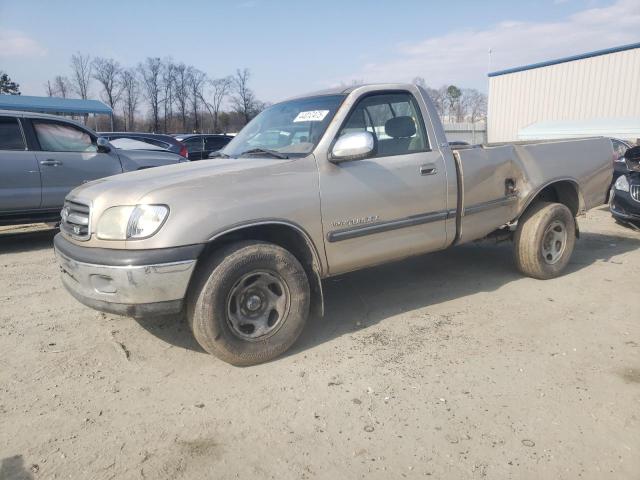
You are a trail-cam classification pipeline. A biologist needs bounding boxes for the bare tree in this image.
[413,77,487,123]
[431,86,449,119]
[446,85,462,122]
[173,63,189,131]
[231,68,257,125]
[462,88,487,123]
[201,76,231,133]
[44,80,55,97]
[413,77,446,118]
[339,78,365,88]
[188,68,207,132]
[93,58,122,108]
[93,57,123,129]
[138,57,163,132]
[53,75,71,98]
[161,59,176,133]
[121,69,140,131]
[70,52,92,99]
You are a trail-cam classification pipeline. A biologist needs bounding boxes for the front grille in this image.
[631,185,640,203]
[60,200,91,240]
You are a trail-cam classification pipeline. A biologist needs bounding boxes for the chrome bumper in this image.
[55,248,197,317]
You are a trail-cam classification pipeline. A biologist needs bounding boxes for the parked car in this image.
[107,138,187,164]
[172,133,233,160]
[610,144,640,225]
[0,110,188,227]
[448,141,470,147]
[99,132,188,158]
[54,83,613,365]
[611,138,633,183]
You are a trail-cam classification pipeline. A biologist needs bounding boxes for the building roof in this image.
[0,95,112,115]
[517,118,640,141]
[488,42,640,78]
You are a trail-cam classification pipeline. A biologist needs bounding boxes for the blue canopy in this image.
[0,95,112,116]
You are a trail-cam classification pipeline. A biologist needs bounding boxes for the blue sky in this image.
[1,0,639,103]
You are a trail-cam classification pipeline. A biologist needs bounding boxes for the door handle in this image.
[419,164,438,176]
[40,159,63,167]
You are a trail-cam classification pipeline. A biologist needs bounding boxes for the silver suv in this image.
[0,110,187,226]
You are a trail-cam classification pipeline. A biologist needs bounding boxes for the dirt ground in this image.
[0,205,639,480]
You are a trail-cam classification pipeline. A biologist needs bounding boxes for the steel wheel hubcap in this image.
[226,270,290,340]
[541,220,567,265]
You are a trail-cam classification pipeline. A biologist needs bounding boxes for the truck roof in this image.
[282,83,416,102]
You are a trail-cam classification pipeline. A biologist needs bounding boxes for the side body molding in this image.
[206,219,326,316]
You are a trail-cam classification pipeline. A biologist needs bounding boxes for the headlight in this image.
[614,175,630,192]
[127,205,169,239]
[97,205,169,240]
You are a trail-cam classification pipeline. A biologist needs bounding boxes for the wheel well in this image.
[197,223,324,316]
[525,181,581,217]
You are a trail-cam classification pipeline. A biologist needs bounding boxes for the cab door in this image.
[29,119,123,208]
[0,116,41,211]
[318,91,449,275]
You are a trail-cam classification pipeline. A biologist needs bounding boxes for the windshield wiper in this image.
[239,148,289,159]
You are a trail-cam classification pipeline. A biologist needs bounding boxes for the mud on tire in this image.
[187,241,310,366]
[513,202,576,280]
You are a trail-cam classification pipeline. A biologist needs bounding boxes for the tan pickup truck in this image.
[54,83,613,365]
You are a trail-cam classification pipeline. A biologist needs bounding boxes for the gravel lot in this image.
[1,206,639,480]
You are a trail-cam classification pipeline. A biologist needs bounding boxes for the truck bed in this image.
[452,137,613,243]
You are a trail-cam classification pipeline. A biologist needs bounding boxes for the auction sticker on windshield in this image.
[293,110,330,122]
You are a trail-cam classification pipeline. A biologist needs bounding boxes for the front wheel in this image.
[513,202,576,279]
[187,241,310,366]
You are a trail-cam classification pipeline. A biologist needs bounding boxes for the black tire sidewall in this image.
[191,242,310,365]
[522,203,576,278]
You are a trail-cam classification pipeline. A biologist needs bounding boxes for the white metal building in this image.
[487,42,640,143]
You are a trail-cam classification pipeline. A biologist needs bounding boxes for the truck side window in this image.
[33,121,97,153]
[337,92,429,158]
[0,116,26,150]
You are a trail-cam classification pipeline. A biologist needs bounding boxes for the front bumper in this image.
[609,184,640,222]
[54,233,203,317]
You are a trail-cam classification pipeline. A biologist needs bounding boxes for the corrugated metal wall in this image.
[487,47,640,142]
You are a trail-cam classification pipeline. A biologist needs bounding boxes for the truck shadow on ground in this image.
[134,228,640,358]
[0,227,57,254]
[0,454,33,480]
[290,229,640,356]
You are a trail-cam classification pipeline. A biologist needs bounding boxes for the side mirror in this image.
[624,145,640,172]
[96,137,111,153]
[330,131,374,162]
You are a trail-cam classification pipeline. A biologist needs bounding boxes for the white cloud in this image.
[0,30,47,58]
[341,0,640,90]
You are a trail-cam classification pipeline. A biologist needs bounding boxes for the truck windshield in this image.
[222,94,346,158]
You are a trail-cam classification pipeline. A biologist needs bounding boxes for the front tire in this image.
[187,241,310,366]
[513,202,576,279]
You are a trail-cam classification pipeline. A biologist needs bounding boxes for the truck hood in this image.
[69,157,290,206]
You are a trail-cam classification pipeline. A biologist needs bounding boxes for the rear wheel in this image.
[187,241,310,366]
[513,202,576,279]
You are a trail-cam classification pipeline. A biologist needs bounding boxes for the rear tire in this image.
[187,241,310,366]
[513,202,576,279]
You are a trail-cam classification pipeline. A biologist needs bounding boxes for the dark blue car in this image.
[610,144,640,226]
[100,132,188,158]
